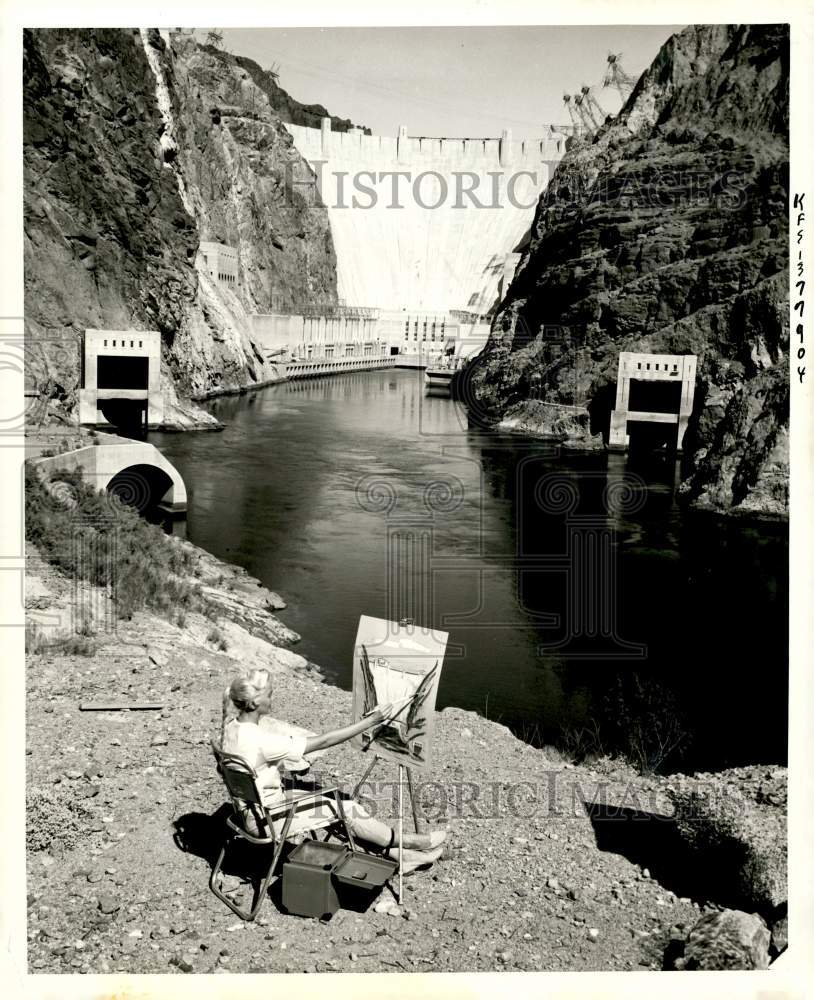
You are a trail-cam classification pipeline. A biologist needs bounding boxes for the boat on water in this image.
[424,356,460,389]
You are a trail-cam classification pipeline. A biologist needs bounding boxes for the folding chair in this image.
[209,740,357,921]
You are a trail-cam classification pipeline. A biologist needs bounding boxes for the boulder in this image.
[497,401,604,450]
[770,913,788,958]
[671,909,770,970]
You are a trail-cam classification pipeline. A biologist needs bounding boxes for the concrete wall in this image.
[250,312,384,360]
[35,440,187,511]
[79,329,163,427]
[377,309,489,360]
[498,252,523,299]
[609,351,698,452]
[283,120,564,313]
[250,309,490,365]
[199,241,239,288]
[285,122,564,168]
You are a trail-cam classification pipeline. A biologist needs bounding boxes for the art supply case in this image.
[282,840,397,919]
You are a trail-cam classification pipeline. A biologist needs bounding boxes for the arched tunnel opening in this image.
[107,464,175,516]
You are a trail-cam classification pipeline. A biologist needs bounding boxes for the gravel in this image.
[25,542,783,973]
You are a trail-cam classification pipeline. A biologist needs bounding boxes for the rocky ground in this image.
[25,541,787,974]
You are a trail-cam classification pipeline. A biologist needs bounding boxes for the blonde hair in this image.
[221,669,272,741]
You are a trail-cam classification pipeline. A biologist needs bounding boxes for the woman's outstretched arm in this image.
[304,697,412,754]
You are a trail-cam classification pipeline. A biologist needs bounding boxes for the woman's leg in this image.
[341,799,446,851]
[271,793,446,851]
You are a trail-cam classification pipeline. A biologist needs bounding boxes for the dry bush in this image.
[27,786,94,855]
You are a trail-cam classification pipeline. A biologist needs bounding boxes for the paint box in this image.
[282,840,397,919]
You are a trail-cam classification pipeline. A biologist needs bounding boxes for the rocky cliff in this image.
[24,28,347,428]
[468,25,789,517]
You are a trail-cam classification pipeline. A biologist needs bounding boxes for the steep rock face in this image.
[469,24,789,517]
[24,28,341,427]
[24,29,201,425]
[168,33,336,321]
[226,49,369,134]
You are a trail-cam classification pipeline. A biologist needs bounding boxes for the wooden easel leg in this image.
[352,755,379,799]
[405,766,424,833]
[398,764,404,905]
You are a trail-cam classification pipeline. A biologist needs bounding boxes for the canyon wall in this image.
[468,24,789,517]
[24,28,346,427]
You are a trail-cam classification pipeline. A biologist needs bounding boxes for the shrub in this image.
[594,673,691,775]
[53,634,97,657]
[25,622,96,656]
[26,623,45,655]
[75,613,94,637]
[206,626,228,650]
[27,786,94,855]
[25,465,202,622]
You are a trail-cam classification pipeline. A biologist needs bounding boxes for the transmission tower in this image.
[573,91,598,131]
[603,52,636,100]
[562,94,582,132]
[581,84,607,126]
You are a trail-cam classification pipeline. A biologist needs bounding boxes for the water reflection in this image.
[150,370,788,771]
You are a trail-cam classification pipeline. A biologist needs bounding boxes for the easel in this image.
[350,614,446,906]
[352,752,423,905]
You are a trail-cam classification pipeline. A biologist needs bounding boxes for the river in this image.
[150,368,788,773]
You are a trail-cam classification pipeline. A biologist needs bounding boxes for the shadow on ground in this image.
[584,801,766,916]
[172,808,333,917]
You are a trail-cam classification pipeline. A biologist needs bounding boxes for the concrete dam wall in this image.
[284,120,566,313]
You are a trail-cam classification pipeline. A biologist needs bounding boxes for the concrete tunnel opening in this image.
[107,464,177,515]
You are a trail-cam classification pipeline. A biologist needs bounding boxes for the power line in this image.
[274,53,628,135]
[202,31,635,136]
[275,56,561,131]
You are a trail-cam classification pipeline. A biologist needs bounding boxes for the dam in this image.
[235,120,565,377]
[283,119,565,316]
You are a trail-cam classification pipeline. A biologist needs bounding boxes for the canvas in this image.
[351,615,448,770]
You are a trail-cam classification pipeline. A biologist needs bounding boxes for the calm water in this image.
[150,369,788,772]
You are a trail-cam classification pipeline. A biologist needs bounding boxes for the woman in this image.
[220,671,447,872]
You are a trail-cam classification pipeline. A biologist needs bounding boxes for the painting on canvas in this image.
[351,615,448,770]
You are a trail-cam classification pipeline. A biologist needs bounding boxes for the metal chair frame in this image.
[209,740,356,921]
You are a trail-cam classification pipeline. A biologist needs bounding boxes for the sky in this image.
[201,25,684,140]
